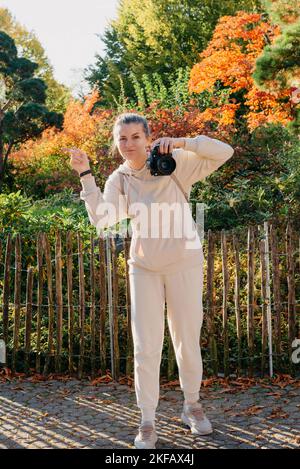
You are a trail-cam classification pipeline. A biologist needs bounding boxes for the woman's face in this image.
[115,123,151,163]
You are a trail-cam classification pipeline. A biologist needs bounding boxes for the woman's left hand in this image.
[151,137,185,154]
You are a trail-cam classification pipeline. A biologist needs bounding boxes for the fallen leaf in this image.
[236,405,264,416]
[161,380,180,388]
[90,374,113,386]
[267,406,289,419]
[265,392,282,397]
[202,378,218,387]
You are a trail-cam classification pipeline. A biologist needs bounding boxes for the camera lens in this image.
[157,156,176,175]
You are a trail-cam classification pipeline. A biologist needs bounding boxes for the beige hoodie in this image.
[80,135,234,275]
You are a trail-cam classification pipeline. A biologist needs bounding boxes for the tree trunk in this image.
[0,141,4,183]
[0,141,13,192]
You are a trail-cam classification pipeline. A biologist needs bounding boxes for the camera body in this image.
[146,143,176,176]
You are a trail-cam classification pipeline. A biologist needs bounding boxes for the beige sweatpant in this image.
[129,263,204,412]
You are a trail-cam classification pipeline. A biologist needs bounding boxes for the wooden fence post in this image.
[247,226,255,377]
[36,232,44,373]
[232,232,242,375]
[55,230,63,373]
[78,232,85,379]
[66,231,74,374]
[221,230,229,377]
[259,226,268,376]
[206,230,218,376]
[2,234,12,345]
[43,233,54,375]
[99,237,107,372]
[25,267,33,375]
[111,237,120,380]
[270,222,282,371]
[124,237,133,377]
[286,221,296,375]
[263,222,273,377]
[12,234,21,373]
[106,236,115,379]
[90,233,96,378]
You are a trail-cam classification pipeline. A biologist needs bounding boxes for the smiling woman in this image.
[68,111,234,449]
[111,113,185,170]
[112,114,151,170]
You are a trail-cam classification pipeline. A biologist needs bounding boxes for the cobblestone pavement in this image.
[0,379,299,449]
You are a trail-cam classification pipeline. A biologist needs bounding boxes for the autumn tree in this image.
[86,0,263,107]
[9,90,117,197]
[0,31,63,191]
[188,11,294,134]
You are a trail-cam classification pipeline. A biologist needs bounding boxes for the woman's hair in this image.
[111,113,151,159]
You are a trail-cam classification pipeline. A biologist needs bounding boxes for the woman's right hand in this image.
[63,147,91,176]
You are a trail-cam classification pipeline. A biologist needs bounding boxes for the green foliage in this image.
[0,31,63,187]
[127,65,216,121]
[260,0,300,26]
[112,74,134,112]
[253,21,300,90]
[86,0,263,107]
[191,123,300,230]
[0,189,92,238]
[84,26,134,108]
[8,152,80,199]
[129,66,196,109]
[252,1,300,132]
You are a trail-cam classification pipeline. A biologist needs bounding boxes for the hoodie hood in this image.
[117,159,153,180]
[115,159,154,209]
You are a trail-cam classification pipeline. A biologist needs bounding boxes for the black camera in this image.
[146,143,176,176]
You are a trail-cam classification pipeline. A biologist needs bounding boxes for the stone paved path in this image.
[0,379,299,449]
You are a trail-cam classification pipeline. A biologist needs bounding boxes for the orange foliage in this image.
[147,103,236,144]
[188,11,293,132]
[11,90,113,166]
[63,98,97,143]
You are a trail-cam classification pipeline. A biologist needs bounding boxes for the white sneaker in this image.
[134,421,158,449]
[181,401,213,435]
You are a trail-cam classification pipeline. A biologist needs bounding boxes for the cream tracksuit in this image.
[80,135,234,413]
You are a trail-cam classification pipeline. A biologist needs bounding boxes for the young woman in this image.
[67,113,234,449]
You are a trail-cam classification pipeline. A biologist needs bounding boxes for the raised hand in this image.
[63,147,91,176]
[150,137,185,154]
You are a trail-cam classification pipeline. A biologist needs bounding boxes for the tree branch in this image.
[2,99,14,114]
[3,142,15,172]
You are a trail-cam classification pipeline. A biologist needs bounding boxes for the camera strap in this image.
[119,172,129,214]
[170,173,189,203]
